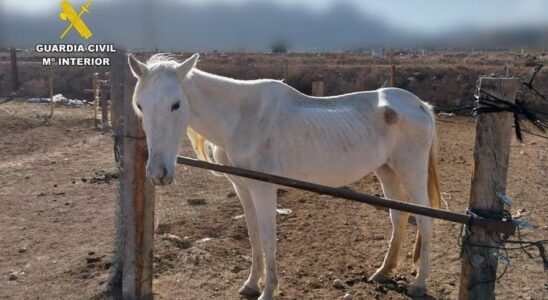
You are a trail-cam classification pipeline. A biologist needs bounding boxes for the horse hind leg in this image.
[394,160,433,297]
[369,165,410,283]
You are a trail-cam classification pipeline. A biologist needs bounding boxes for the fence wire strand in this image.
[437,64,548,141]
[458,208,548,290]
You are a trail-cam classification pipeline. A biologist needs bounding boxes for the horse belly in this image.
[280,142,386,187]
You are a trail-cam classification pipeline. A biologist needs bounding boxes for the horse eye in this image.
[136,103,142,111]
[171,102,180,111]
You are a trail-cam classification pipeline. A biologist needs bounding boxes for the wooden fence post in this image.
[48,74,54,118]
[355,72,365,92]
[120,55,155,300]
[389,65,396,87]
[104,50,155,300]
[10,47,19,93]
[458,77,518,299]
[101,79,110,131]
[93,73,99,128]
[104,50,126,297]
[107,72,117,129]
[312,81,324,96]
[110,54,124,135]
[389,51,396,87]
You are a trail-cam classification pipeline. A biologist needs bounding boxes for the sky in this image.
[2,0,547,34]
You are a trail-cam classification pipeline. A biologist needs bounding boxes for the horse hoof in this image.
[257,294,273,300]
[407,285,427,297]
[239,285,261,298]
[369,271,392,283]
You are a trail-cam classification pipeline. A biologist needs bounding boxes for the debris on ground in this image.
[333,279,345,290]
[196,237,212,244]
[276,208,292,215]
[27,94,91,107]
[86,253,101,264]
[161,234,191,249]
[512,208,530,219]
[8,273,17,281]
[187,198,207,206]
[344,275,367,286]
[88,171,119,184]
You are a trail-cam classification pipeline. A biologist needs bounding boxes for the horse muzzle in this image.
[146,163,175,186]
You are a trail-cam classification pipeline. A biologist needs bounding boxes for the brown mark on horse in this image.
[384,107,399,125]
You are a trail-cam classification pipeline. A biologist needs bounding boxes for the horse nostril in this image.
[162,166,168,179]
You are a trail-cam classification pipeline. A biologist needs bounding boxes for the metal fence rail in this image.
[176,156,516,235]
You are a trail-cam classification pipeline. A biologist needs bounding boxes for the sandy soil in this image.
[0,102,546,300]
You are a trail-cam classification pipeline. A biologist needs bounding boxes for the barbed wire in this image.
[458,208,548,290]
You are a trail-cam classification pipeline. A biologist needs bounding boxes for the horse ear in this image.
[176,53,199,79]
[128,54,148,79]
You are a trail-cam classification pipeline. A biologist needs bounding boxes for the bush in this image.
[270,40,288,54]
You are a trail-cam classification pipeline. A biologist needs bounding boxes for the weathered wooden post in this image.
[10,47,19,93]
[101,79,110,131]
[355,72,365,92]
[312,81,324,96]
[389,65,396,87]
[458,77,518,299]
[105,50,155,300]
[108,72,117,129]
[93,73,99,128]
[388,51,396,87]
[120,64,155,299]
[283,62,289,80]
[103,50,125,298]
[48,74,54,118]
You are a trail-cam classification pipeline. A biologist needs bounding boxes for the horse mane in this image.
[146,53,181,66]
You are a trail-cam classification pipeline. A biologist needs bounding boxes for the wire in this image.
[458,208,548,291]
[521,63,548,104]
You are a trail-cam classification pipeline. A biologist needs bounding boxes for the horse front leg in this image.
[248,183,278,300]
[232,182,264,297]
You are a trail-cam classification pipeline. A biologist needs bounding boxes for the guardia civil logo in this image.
[59,0,94,40]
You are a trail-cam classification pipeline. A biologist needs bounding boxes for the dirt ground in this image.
[0,102,546,300]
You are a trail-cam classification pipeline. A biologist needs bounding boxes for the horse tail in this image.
[413,110,444,266]
[186,127,210,162]
[186,127,225,177]
[427,131,442,211]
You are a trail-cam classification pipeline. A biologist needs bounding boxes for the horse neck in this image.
[182,69,257,147]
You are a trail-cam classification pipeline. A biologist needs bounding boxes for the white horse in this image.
[128,53,442,299]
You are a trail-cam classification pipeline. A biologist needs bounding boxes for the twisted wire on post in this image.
[459,207,548,289]
[473,87,548,141]
[435,64,548,140]
[471,64,548,141]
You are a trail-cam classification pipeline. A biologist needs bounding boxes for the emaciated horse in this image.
[128,53,442,299]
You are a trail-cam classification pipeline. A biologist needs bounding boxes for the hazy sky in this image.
[2,0,547,34]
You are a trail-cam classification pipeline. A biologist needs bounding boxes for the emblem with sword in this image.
[59,0,94,40]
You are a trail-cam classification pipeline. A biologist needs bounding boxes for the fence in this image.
[105,50,544,300]
[87,72,112,130]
